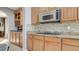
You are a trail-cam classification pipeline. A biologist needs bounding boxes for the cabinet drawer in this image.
[62,44,79,51]
[45,41,59,46]
[45,36,60,43]
[34,35,44,40]
[62,39,79,46]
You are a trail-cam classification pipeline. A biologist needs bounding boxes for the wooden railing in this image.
[10,32,22,48]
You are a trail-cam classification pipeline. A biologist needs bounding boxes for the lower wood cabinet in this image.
[62,39,79,51]
[27,33,79,51]
[10,32,22,48]
[45,36,61,51]
[27,34,44,51]
[27,34,33,51]
[62,44,79,51]
[33,35,44,51]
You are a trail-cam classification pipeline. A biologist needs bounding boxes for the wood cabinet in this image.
[45,36,61,51]
[62,39,79,51]
[61,7,77,21]
[14,8,23,27]
[62,44,79,51]
[31,7,79,24]
[27,33,79,51]
[77,8,79,20]
[10,32,16,43]
[10,32,22,48]
[31,7,39,24]
[39,7,49,13]
[31,7,57,24]
[39,7,57,13]
[33,35,44,51]
[27,34,44,51]
[27,34,33,51]
[27,34,61,51]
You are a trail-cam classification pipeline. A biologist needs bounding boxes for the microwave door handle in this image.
[56,10,59,19]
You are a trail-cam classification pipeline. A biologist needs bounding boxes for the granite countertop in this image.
[27,31,79,39]
[10,30,22,32]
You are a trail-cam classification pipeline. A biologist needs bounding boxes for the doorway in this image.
[0,18,5,37]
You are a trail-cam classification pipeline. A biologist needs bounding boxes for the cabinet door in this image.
[16,32,22,48]
[14,8,23,27]
[62,39,79,51]
[62,44,79,51]
[19,32,22,47]
[31,7,39,24]
[61,7,77,21]
[10,32,12,42]
[19,9,23,26]
[12,32,16,43]
[39,7,57,13]
[77,8,79,20]
[33,35,44,51]
[39,7,49,13]
[45,41,60,51]
[45,37,61,51]
[48,7,57,12]
[15,21,20,26]
[33,39,44,51]
[27,34,33,51]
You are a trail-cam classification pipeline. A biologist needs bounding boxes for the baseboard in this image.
[22,48,27,51]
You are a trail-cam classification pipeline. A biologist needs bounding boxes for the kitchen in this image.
[0,7,23,51]
[27,7,79,51]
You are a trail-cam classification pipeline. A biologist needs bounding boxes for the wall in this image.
[0,18,4,31]
[23,7,31,50]
[29,22,79,33]
[0,7,15,30]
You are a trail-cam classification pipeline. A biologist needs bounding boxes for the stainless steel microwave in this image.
[39,9,60,23]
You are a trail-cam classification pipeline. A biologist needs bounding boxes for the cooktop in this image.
[37,32,63,35]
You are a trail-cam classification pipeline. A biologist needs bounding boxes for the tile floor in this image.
[9,43,22,51]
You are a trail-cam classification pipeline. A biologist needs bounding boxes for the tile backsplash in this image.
[27,22,79,33]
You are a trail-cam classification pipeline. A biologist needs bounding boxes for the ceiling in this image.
[0,11,7,17]
[8,7,20,10]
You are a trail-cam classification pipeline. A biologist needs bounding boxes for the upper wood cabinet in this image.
[77,8,79,20]
[31,7,39,24]
[31,7,79,24]
[31,7,57,24]
[61,7,77,21]
[39,7,57,13]
[14,8,23,27]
